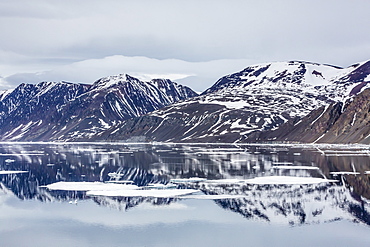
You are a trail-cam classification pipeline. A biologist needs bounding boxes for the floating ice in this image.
[330,171,360,175]
[143,183,177,189]
[272,162,294,165]
[43,181,140,191]
[170,177,207,183]
[87,189,199,198]
[181,194,247,200]
[272,166,320,170]
[0,170,28,175]
[204,179,245,184]
[43,181,199,198]
[243,176,337,185]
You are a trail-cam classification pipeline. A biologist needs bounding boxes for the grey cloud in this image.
[0,0,368,61]
[0,0,369,91]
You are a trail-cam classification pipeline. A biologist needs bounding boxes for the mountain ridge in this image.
[0,74,197,141]
[96,60,370,143]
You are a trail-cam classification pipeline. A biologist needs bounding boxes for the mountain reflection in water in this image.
[0,143,369,227]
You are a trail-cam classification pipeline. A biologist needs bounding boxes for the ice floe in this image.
[272,162,294,165]
[43,181,140,191]
[42,181,199,198]
[170,177,207,183]
[181,194,247,200]
[204,179,245,184]
[243,176,337,185]
[143,183,177,189]
[272,165,320,170]
[0,170,29,175]
[86,189,199,198]
[330,171,360,175]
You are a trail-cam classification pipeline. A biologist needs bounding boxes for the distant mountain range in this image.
[0,59,369,143]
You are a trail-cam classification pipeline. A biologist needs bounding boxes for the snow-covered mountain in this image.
[0,74,197,141]
[98,60,370,143]
[0,59,368,143]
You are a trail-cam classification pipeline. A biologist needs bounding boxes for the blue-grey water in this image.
[0,143,369,247]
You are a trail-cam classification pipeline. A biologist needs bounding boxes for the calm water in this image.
[0,143,369,247]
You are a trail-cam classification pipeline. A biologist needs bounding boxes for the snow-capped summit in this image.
[203,60,367,98]
[90,74,140,90]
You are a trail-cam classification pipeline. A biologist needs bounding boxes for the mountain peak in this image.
[90,73,140,90]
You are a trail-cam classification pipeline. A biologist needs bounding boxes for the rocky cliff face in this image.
[249,88,370,144]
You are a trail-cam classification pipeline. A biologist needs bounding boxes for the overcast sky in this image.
[0,0,369,92]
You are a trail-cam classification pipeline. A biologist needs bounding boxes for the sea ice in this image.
[86,189,199,198]
[272,166,320,170]
[243,176,337,185]
[329,171,360,175]
[170,177,207,183]
[181,194,247,200]
[43,181,139,191]
[0,170,28,175]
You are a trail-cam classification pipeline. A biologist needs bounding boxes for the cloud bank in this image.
[1,56,256,92]
[0,0,369,91]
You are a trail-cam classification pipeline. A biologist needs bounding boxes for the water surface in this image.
[1,143,369,247]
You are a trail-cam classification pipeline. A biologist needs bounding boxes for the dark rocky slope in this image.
[247,88,370,144]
